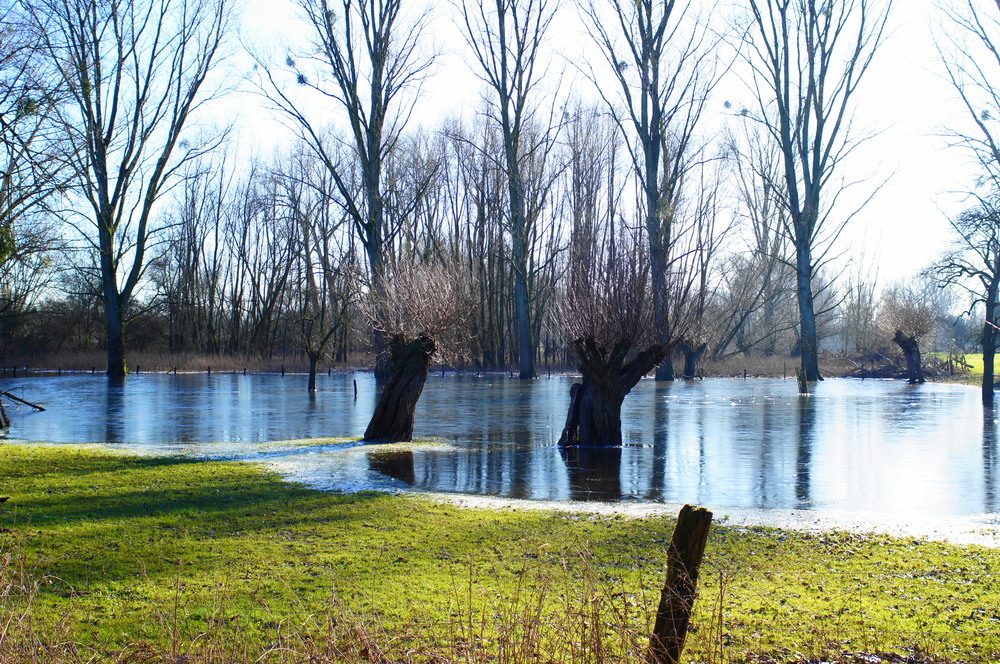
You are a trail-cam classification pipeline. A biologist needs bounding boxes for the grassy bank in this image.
[1,443,999,663]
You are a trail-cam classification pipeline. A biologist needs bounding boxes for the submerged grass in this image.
[1,442,999,663]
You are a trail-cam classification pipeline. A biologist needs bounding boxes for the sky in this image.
[233,0,981,288]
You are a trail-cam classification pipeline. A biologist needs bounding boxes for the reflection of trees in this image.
[374,377,557,498]
[754,401,777,508]
[984,412,998,514]
[560,446,622,502]
[647,384,671,498]
[105,380,125,444]
[884,384,928,429]
[795,395,815,509]
[367,450,415,486]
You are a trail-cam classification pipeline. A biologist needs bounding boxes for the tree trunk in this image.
[795,247,821,382]
[655,356,675,381]
[680,341,707,380]
[307,351,319,393]
[104,294,127,378]
[558,381,625,447]
[515,268,535,379]
[363,334,435,443]
[984,275,1000,406]
[984,323,996,407]
[559,338,666,447]
[651,242,674,383]
[891,330,924,384]
[100,223,128,378]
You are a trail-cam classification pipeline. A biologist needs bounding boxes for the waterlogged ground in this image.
[3,372,999,542]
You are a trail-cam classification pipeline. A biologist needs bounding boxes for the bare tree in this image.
[150,154,237,356]
[711,125,796,360]
[676,156,732,378]
[933,196,1000,403]
[739,0,892,382]
[0,3,66,268]
[938,0,1000,188]
[363,259,474,442]
[837,262,880,355]
[580,0,719,381]
[26,0,232,377]
[457,0,561,379]
[258,0,434,381]
[277,150,356,392]
[936,1,1000,402]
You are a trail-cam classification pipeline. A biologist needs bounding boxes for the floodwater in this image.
[2,372,998,518]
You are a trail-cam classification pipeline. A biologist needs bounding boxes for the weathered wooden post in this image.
[647,504,713,664]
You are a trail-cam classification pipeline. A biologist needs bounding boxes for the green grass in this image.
[962,353,986,375]
[1,442,999,663]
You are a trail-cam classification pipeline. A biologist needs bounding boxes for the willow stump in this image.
[363,334,435,443]
[892,330,925,384]
[558,337,667,447]
[679,340,707,380]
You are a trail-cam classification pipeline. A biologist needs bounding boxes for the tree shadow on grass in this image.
[0,451,389,589]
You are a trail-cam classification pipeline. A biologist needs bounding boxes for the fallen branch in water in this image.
[0,390,45,411]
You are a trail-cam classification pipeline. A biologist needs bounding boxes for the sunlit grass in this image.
[1,442,999,663]
[962,353,985,375]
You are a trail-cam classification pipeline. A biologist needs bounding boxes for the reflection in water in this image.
[796,395,814,509]
[367,449,415,485]
[985,411,998,514]
[105,379,126,444]
[647,384,670,498]
[3,373,999,516]
[560,446,622,501]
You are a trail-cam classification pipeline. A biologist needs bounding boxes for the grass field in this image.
[2,442,999,663]
[962,353,985,375]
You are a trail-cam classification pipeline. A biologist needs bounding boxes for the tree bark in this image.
[891,330,924,384]
[655,356,675,381]
[307,351,319,393]
[647,504,713,664]
[100,221,128,378]
[982,290,997,406]
[680,341,707,380]
[559,337,666,447]
[363,334,435,443]
[795,246,821,382]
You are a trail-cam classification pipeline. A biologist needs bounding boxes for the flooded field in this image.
[3,372,996,517]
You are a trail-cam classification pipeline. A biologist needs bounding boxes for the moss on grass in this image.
[1,442,999,663]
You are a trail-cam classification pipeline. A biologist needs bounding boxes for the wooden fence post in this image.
[647,504,713,664]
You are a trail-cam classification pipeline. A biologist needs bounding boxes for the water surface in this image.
[2,373,996,517]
